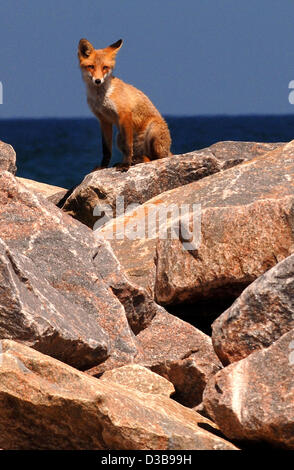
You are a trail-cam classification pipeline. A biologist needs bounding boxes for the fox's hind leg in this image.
[115,117,134,171]
[145,118,172,160]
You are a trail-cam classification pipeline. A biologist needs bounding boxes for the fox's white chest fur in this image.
[86,80,117,123]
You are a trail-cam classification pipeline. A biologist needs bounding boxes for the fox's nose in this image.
[95,78,101,85]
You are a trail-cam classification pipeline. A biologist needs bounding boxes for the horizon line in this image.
[1,113,294,121]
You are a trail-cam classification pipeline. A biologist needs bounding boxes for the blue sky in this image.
[1,0,294,117]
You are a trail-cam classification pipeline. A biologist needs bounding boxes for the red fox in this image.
[78,38,172,171]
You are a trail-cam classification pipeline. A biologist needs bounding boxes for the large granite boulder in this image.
[16,176,67,205]
[0,170,223,403]
[212,254,294,365]
[0,171,138,369]
[0,238,108,368]
[100,364,175,397]
[0,340,238,450]
[203,329,294,449]
[99,140,294,304]
[61,142,283,229]
[88,307,223,408]
[206,141,284,167]
[0,141,16,174]
[135,309,223,407]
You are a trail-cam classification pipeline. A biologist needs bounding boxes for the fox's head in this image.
[78,38,123,86]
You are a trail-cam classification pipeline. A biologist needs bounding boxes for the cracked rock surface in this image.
[0,340,238,450]
[61,142,283,229]
[100,141,294,304]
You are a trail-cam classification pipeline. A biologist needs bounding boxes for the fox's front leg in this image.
[99,119,113,168]
[116,113,133,172]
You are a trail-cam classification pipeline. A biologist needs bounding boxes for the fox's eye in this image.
[87,65,94,70]
[103,66,109,72]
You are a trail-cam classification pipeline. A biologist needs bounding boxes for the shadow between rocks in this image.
[165,296,238,336]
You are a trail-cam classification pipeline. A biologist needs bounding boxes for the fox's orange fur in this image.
[78,38,172,171]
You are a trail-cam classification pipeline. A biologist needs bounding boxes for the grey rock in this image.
[212,253,294,364]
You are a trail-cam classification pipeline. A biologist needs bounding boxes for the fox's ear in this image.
[78,39,94,58]
[108,39,123,54]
